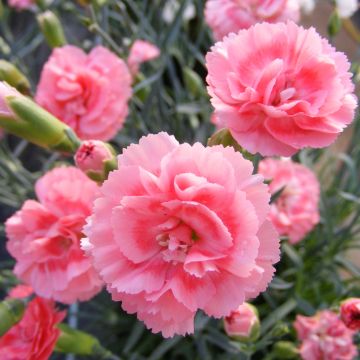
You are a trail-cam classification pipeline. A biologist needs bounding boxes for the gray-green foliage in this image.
[0,1,359,359]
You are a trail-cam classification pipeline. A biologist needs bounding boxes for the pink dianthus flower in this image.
[206,22,357,156]
[6,167,103,304]
[83,132,280,337]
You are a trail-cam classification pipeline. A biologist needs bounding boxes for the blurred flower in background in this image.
[205,0,300,40]
[294,310,357,360]
[258,158,320,244]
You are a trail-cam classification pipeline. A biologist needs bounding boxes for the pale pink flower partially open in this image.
[0,297,65,360]
[294,310,357,360]
[8,0,35,10]
[36,45,132,141]
[206,21,357,156]
[75,140,114,175]
[341,298,360,331]
[83,132,280,337]
[0,82,20,119]
[258,158,320,244]
[6,167,103,304]
[205,0,300,40]
[224,303,260,340]
[128,40,160,76]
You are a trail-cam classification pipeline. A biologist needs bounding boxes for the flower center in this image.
[156,222,198,264]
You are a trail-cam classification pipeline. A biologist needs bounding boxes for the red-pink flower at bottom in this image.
[294,310,357,360]
[341,298,360,331]
[83,132,280,337]
[0,297,65,360]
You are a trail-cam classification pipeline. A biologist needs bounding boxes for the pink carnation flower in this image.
[6,167,103,304]
[0,297,65,360]
[36,45,132,141]
[83,132,280,337]
[294,310,357,360]
[205,0,300,40]
[8,0,35,10]
[206,22,357,156]
[128,40,160,76]
[258,158,320,244]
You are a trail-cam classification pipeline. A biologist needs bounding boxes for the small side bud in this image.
[74,140,117,183]
[207,128,242,152]
[0,298,26,337]
[273,341,299,359]
[224,303,260,342]
[183,67,205,98]
[0,81,80,153]
[37,11,67,48]
[340,298,360,331]
[328,10,342,37]
[0,60,31,95]
[56,324,114,358]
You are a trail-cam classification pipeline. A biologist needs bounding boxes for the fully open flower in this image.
[83,132,280,337]
[258,158,320,244]
[294,310,357,360]
[36,45,132,141]
[206,21,357,156]
[0,297,65,360]
[6,166,103,304]
[205,0,300,40]
[341,298,360,331]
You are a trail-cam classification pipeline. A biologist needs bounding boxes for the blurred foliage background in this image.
[0,0,359,359]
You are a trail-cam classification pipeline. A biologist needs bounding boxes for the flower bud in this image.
[37,11,67,48]
[56,324,114,358]
[273,341,299,359]
[0,298,26,337]
[328,10,342,37]
[207,128,242,152]
[0,81,80,153]
[74,140,117,182]
[224,303,260,342]
[340,298,360,330]
[183,67,205,98]
[0,60,31,95]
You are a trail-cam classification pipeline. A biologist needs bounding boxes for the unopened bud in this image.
[37,11,67,48]
[0,81,80,153]
[328,10,342,37]
[273,341,299,359]
[207,128,242,152]
[56,324,114,358]
[0,60,30,95]
[183,67,205,98]
[0,298,26,337]
[340,298,360,331]
[74,140,117,183]
[224,303,260,342]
